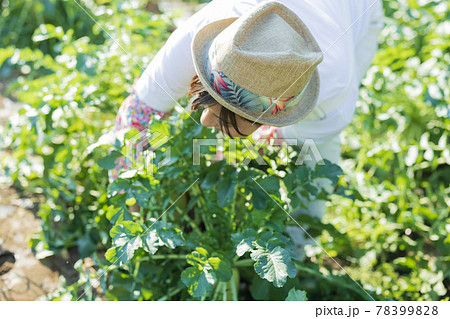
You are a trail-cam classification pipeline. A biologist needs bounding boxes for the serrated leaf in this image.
[251,245,296,287]
[105,221,143,265]
[186,247,209,266]
[231,229,258,256]
[105,238,142,265]
[286,288,308,301]
[108,178,131,195]
[208,257,232,281]
[142,230,160,254]
[235,238,254,257]
[106,205,133,224]
[110,221,143,239]
[142,221,184,254]
[181,264,215,298]
[155,223,184,248]
[181,249,232,298]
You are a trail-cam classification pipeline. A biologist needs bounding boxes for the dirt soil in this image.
[0,187,58,300]
[0,94,79,300]
[0,0,202,300]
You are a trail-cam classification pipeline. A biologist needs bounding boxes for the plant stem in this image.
[212,282,221,301]
[230,273,238,301]
[133,261,141,278]
[150,254,186,260]
[157,287,182,301]
[191,183,213,232]
[223,281,227,301]
[234,259,254,267]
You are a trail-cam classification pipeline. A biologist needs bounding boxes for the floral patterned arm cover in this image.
[110,80,170,181]
[254,125,283,140]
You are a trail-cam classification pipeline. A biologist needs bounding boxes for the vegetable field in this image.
[0,0,448,301]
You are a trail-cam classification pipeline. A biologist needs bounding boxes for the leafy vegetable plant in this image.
[1,0,448,301]
[85,109,344,300]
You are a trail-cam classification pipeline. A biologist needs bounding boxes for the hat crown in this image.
[212,1,323,98]
[191,1,323,126]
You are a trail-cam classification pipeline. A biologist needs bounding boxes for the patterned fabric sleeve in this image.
[254,125,284,141]
[110,79,171,181]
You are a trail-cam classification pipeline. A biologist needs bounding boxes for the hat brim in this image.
[192,18,320,127]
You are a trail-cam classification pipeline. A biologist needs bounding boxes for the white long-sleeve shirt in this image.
[135,0,383,144]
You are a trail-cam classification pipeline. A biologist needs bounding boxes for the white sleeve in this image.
[354,0,384,83]
[134,0,253,112]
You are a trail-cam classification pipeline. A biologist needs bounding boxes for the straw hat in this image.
[191,1,323,127]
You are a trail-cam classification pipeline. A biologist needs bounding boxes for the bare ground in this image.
[0,187,61,300]
[0,94,79,300]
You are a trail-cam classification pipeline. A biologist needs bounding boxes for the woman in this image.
[113,0,383,255]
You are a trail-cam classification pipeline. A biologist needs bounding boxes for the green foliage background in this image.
[0,0,448,300]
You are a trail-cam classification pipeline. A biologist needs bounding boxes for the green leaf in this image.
[105,238,142,266]
[251,245,296,288]
[108,179,132,195]
[257,175,280,192]
[285,288,308,301]
[124,128,141,141]
[249,186,267,210]
[98,150,123,170]
[201,168,221,189]
[148,132,171,150]
[217,176,237,207]
[186,247,209,266]
[208,257,232,281]
[142,221,184,254]
[181,264,215,298]
[303,183,318,197]
[313,159,343,185]
[181,249,232,298]
[294,165,310,183]
[142,230,160,254]
[105,221,143,265]
[149,120,170,137]
[125,197,136,206]
[231,230,257,257]
[106,199,133,224]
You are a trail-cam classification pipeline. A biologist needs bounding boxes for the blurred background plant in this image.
[0,0,448,300]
